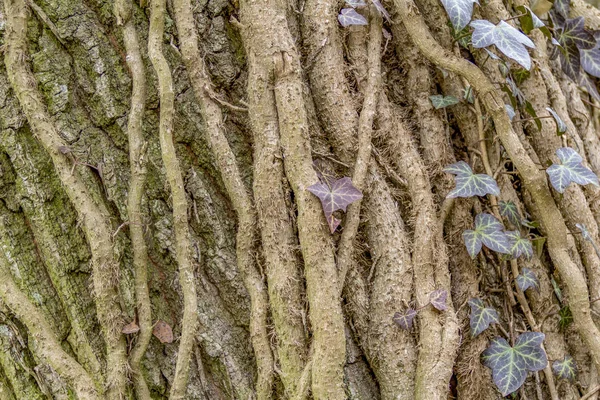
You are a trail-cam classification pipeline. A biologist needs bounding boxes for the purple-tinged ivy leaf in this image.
[308,177,363,233]
[393,309,417,330]
[482,332,548,396]
[516,267,540,291]
[558,41,583,81]
[443,161,500,198]
[499,200,521,226]
[546,107,567,135]
[372,0,391,22]
[440,0,479,31]
[557,17,596,50]
[554,0,570,19]
[345,0,367,7]
[470,20,535,70]
[462,213,511,257]
[579,73,600,101]
[580,31,600,78]
[506,230,534,260]
[553,355,577,380]
[468,298,499,337]
[546,147,599,193]
[338,8,368,27]
[429,289,448,311]
[429,94,459,109]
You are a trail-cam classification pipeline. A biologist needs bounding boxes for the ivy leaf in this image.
[557,17,596,50]
[579,73,600,101]
[345,0,367,7]
[516,267,540,291]
[546,147,600,193]
[443,161,500,198]
[393,309,417,330]
[429,94,460,109]
[553,355,577,380]
[429,289,448,311]
[554,0,570,19]
[440,0,479,31]
[524,100,542,131]
[468,298,500,337]
[499,200,521,226]
[576,222,592,241]
[517,6,551,39]
[308,177,363,233]
[546,107,567,135]
[462,213,512,257]
[338,8,368,27]
[580,31,600,78]
[505,104,516,120]
[372,0,391,22]
[558,41,582,81]
[470,20,535,70]
[506,230,534,260]
[482,332,548,396]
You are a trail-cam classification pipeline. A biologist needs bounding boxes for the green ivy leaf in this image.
[517,6,551,39]
[470,20,535,70]
[559,306,573,330]
[524,100,542,131]
[393,309,417,330]
[516,267,540,291]
[507,230,534,260]
[546,107,567,135]
[546,147,600,193]
[462,213,511,258]
[499,200,521,226]
[468,298,499,337]
[553,355,577,380]
[429,94,460,109]
[443,161,500,198]
[482,332,548,396]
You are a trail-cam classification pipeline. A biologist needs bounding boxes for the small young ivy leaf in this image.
[499,200,521,226]
[482,332,548,396]
[506,230,534,260]
[429,289,448,311]
[345,0,367,7]
[440,0,479,31]
[393,309,417,330]
[371,0,391,22]
[546,147,600,193]
[545,107,567,135]
[338,8,368,27]
[532,236,546,259]
[470,20,535,70]
[468,298,499,337]
[308,177,363,233]
[553,355,577,380]
[505,104,516,120]
[462,213,512,258]
[429,94,460,109]
[443,161,500,198]
[516,267,540,292]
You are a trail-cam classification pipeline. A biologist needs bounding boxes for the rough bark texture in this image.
[2,0,600,398]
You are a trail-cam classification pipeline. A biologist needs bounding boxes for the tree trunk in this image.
[0,0,600,398]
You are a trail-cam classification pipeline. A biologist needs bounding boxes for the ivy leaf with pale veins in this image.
[579,71,600,101]
[308,177,363,233]
[443,161,500,198]
[462,213,512,258]
[506,230,534,260]
[482,332,548,396]
[576,222,592,241]
[468,298,500,337]
[516,267,540,291]
[554,0,570,19]
[557,17,596,50]
[429,289,448,311]
[470,20,535,70]
[580,31,600,78]
[499,200,521,226]
[553,355,577,380]
[546,107,567,135]
[546,147,600,193]
[440,0,479,31]
[505,104,516,120]
[429,94,459,109]
[372,0,391,22]
[345,0,367,7]
[393,309,417,330]
[338,8,368,27]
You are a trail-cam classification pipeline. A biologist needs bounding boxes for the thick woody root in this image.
[3,0,128,396]
[147,0,198,398]
[113,0,152,398]
[0,251,99,400]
